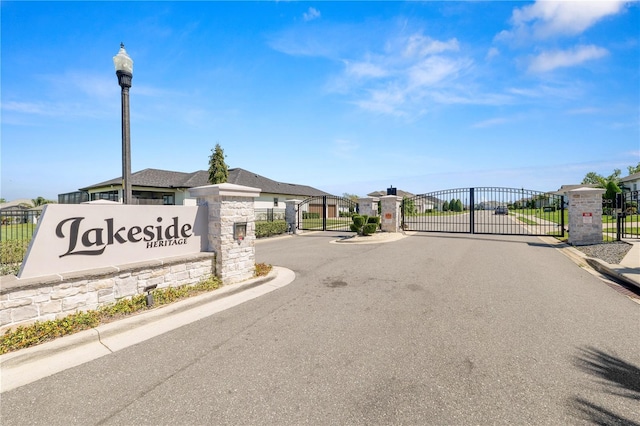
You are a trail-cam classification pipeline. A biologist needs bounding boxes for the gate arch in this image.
[297,195,358,232]
[401,187,565,236]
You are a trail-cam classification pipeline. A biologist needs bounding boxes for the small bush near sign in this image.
[350,215,379,236]
[255,221,288,238]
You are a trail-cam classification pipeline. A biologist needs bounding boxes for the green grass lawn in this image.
[404,211,467,217]
[0,223,36,241]
[301,218,354,230]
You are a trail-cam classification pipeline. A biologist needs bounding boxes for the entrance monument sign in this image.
[18,205,208,279]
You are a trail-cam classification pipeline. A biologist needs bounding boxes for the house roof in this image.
[0,199,48,213]
[367,189,416,198]
[226,168,330,197]
[620,171,640,183]
[79,168,330,198]
[0,199,34,211]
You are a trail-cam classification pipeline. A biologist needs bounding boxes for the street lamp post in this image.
[113,43,133,204]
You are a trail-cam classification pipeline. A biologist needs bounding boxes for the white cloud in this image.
[403,34,459,58]
[303,7,321,22]
[503,0,628,40]
[338,33,474,115]
[344,60,389,79]
[408,56,468,88]
[528,44,608,73]
[486,47,500,60]
[472,117,508,128]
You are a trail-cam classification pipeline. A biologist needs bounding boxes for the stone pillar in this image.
[380,195,402,232]
[189,183,261,284]
[566,187,605,245]
[285,199,301,234]
[358,197,379,218]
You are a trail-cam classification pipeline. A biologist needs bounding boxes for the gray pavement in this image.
[1,232,639,425]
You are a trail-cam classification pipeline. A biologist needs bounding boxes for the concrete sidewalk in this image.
[583,240,640,292]
[0,266,295,393]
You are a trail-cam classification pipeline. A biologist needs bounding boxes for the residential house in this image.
[0,199,44,224]
[59,168,330,212]
[620,171,640,193]
[367,189,442,212]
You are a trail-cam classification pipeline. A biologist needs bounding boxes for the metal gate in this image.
[401,187,565,237]
[297,195,359,232]
[603,189,640,240]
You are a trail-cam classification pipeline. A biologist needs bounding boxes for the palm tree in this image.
[30,196,55,207]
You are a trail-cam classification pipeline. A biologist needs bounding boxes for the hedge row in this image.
[255,220,288,238]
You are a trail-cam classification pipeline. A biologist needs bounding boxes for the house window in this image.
[274,198,279,207]
[91,191,118,202]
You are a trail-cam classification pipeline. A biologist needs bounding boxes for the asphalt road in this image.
[2,233,639,425]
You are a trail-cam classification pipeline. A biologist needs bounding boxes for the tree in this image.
[604,180,621,201]
[31,196,54,207]
[403,197,417,215]
[442,200,450,212]
[628,162,640,175]
[342,193,359,202]
[208,144,229,184]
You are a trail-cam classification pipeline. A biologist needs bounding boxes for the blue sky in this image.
[2,1,639,202]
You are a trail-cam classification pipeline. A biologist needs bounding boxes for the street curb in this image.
[538,236,640,292]
[0,266,295,393]
[584,258,640,292]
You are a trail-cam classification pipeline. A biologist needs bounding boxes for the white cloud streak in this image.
[502,0,629,40]
[528,44,608,72]
[303,7,321,22]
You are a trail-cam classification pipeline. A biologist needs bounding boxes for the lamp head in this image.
[113,43,133,75]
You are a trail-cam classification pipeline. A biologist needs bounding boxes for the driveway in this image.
[1,232,639,425]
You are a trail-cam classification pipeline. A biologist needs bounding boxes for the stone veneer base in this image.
[0,252,215,332]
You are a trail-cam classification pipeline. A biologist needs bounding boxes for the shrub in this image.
[367,216,380,225]
[255,221,288,238]
[362,223,377,235]
[302,212,320,219]
[352,215,365,228]
[255,262,272,277]
[351,215,377,235]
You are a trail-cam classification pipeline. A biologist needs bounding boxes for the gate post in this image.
[380,195,402,232]
[358,197,379,218]
[189,183,261,284]
[566,187,605,245]
[285,199,301,234]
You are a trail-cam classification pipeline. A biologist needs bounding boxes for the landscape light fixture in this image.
[113,43,133,204]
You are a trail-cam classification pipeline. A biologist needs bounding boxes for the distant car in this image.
[494,206,509,215]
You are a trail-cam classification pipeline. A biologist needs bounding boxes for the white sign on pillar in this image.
[18,204,209,279]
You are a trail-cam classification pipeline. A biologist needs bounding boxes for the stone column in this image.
[358,197,379,218]
[380,195,402,233]
[285,199,301,234]
[189,183,261,284]
[566,187,605,245]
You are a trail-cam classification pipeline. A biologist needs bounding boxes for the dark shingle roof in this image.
[80,168,329,197]
[367,189,416,198]
[227,168,329,197]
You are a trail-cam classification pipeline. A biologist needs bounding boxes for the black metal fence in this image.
[255,208,286,222]
[603,190,639,241]
[297,196,359,231]
[402,187,565,237]
[0,210,40,273]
